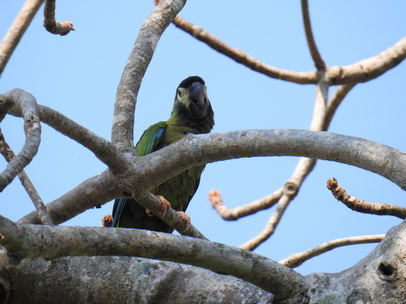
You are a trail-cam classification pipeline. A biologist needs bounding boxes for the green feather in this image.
[112,76,214,232]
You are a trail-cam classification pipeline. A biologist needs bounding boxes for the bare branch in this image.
[172,15,318,84]
[0,89,41,191]
[43,0,74,36]
[112,0,186,153]
[326,36,406,85]
[3,89,129,174]
[301,0,326,70]
[18,130,406,225]
[209,188,284,221]
[0,216,309,302]
[280,234,385,268]
[18,170,117,225]
[133,191,208,239]
[0,130,53,225]
[0,0,44,75]
[173,17,405,85]
[239,192,293,250]
[327,177,406,219]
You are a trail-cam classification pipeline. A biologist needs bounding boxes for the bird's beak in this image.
[189,82,206,106]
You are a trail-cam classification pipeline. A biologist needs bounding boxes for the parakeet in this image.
[112,76,214,232]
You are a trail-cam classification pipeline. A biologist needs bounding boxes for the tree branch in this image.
[301,0,326,70]
[43,0,74,36]
[0,130,53,225]
[0,216,309,303]
[17,130,406,225]
[327,177,406,219]
[326,36,406,85]
[172,15,318,85]
[0,89,41,191]
[133,191,208,239]
[209,188,284,221]
[173,17,405,85]
[112,0,186,153]
[0,0,44,75]
[2,89,129,174]
[280,234,385,268]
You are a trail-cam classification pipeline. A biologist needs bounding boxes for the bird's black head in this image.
[171,76,214,133]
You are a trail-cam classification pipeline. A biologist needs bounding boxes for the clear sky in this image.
[1,1,405,275]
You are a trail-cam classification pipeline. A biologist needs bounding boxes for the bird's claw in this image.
[156,195,171,217]
[177,211,191,232]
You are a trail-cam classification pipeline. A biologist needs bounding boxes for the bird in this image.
[112,76,214,232]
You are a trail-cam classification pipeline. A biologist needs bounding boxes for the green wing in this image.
[134,121,167,156]
[112,121,167,228]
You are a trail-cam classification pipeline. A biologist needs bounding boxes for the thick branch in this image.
[0,89,41,191]
[18,130,406,225]
[301,0,326,70]
[280,234,384,268]
[43,0,74,36]
[0,0,44,75]
[327,177,406,219]
[112,0,186,153]
[0,130,53,225]
[0,216,309,302]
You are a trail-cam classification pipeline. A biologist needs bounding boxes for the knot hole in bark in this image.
[377,262,397,281]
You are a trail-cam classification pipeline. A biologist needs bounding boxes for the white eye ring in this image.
[177,89,182,97]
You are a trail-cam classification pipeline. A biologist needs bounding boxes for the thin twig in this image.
[0,130,53,225]
[327,177,406,219]
[279,234,385,268]
[0,0,44,75]
[301,0,326,70]
[208,188,283,221]
[43,0,74,36]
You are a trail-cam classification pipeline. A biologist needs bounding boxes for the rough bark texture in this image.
[2,254,274,304]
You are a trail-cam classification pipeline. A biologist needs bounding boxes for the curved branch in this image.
[3,89,129,174]
[112,0,186,153]
[173,15,318,84]
[209,188,284,221]
[280,234,385,268]
[0,216,309,302]
[0,0,44,75]
[43,0,74,36]
[174,17,405,85]
[0,89,41,191]
[18,130,406,225]
[326,36,406,85]
[301,0,326,70]
[0,130,53,225]
[327,177,406,219]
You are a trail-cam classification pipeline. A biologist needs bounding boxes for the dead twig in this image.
[327,177,406,219]
[279,234,384,268]
[301,0,326,70]
[43,0,74,36]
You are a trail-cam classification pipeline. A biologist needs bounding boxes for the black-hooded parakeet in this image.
[112,76,214,232]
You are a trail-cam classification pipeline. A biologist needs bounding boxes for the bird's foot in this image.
[145,195,172,217]
[177,211,191,232]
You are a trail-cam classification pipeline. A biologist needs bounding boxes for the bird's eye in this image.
[177,89,182,97]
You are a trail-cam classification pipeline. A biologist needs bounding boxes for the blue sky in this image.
[0,1,405,275]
